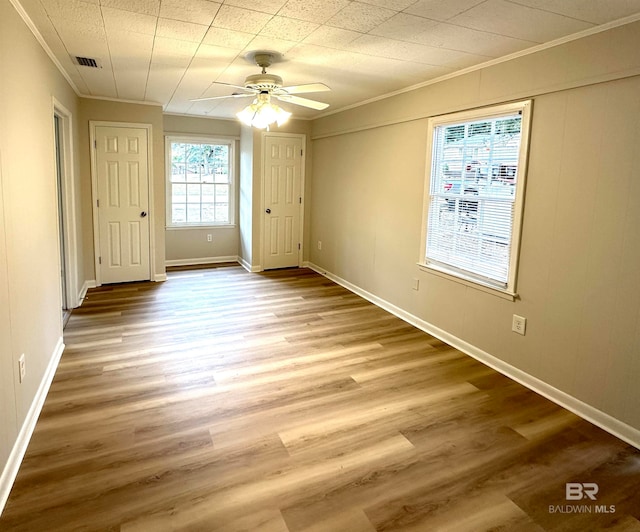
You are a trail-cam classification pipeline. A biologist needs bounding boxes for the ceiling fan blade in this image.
[190,93,255,102]
[190,81,259,101]
[212,81,256,92]
[276,94,329,110]
[277,82,331,95]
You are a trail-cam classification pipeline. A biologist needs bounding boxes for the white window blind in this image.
[422,101,531,293]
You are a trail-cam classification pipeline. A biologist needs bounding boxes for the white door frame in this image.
[89,121,155,286]
[260,132,306,271]
[52,98,80,308]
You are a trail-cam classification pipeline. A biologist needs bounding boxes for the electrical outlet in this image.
[18,354,25,383]
[207,234,212,242]
[317,240,322,250]
[512,314,526,335]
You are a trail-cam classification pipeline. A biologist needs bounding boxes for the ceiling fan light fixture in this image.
[236,93,291,129]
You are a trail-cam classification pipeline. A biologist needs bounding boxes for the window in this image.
[420,101,532,294]
[166,136,234,227]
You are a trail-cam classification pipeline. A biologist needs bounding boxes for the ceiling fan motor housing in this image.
[244,73,283,91]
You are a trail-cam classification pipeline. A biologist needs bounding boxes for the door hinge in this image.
[96,199,100,208]
[298,243,301,250]
[299,197,302,204]
[300,149,303,156]
[94,139,97,149]
[98,256,102,265]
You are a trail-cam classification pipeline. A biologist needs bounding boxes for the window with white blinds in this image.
[420,101,532,294]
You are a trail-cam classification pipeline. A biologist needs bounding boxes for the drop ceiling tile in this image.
[41,0,103,27]
[100,0,160,16]
[350,34,488,68]
[214,62,254,84]
[508,0,640,24]
[450,0,594,42]
[194,43,242,61]
[212,4,273,33]
[224,0,288,15]
[358,0,417,11]
[77,61,118,97]
[259,16,319,41]
[159,0,222,25]
[243,35,299,55]
[202,27,255,49]
[58,31,110,60]
[326,1,397,32]
[276,63,334,86]
[302,25,362,48]
[171,65,236,108]
[152,37,199,64]
[171,61,227,100]
[101,7,157,35]
[414,22,537,56]
[342,58,450,93]
[284,43,351,68]
[369,12,438,43]
[54,19,108,55]
[405,0,487,21]
[348,33,422,60]
[325,51,443,86]
[112,59,150,100]
[145,65,187,102]
[278,0,350,23]
[107,30,154,58]
[114,81,147,101]
[156,18,209,42]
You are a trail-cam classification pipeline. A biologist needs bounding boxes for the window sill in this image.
[166,225,237,231]
[417,262,517,301]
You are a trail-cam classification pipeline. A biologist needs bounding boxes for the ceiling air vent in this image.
[72,56,102,68]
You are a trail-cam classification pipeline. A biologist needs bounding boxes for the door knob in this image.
[265,208,271,214]
[140,211,147,217]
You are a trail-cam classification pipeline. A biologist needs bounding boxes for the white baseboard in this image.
[306,262,640,450]
[238,256,261,273]
[78,279,96,305]
[0,336,65,515]
[165,256,239,268]
[153,273,167,282]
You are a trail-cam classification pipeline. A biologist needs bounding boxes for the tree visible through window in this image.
[166,138,233,226]
[420,101,532,293]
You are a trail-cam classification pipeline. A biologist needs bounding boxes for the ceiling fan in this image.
[190,51,331,115]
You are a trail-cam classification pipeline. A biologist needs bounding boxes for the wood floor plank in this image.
[1,265,639,531]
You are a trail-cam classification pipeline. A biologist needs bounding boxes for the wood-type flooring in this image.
[2,265,639,531]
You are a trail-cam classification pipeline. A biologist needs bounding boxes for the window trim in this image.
[418,100,532,296]
[165,135,236,228]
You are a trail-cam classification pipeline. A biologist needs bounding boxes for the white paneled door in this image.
[95,126,150,284]
[263,135,303,270]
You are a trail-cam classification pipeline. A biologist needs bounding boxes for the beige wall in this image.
[163,114,240,263]
[78,98,165,281]
[309,21,640,433]
[0,0,81,489]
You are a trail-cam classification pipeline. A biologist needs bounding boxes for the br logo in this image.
[566,482,598,501]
